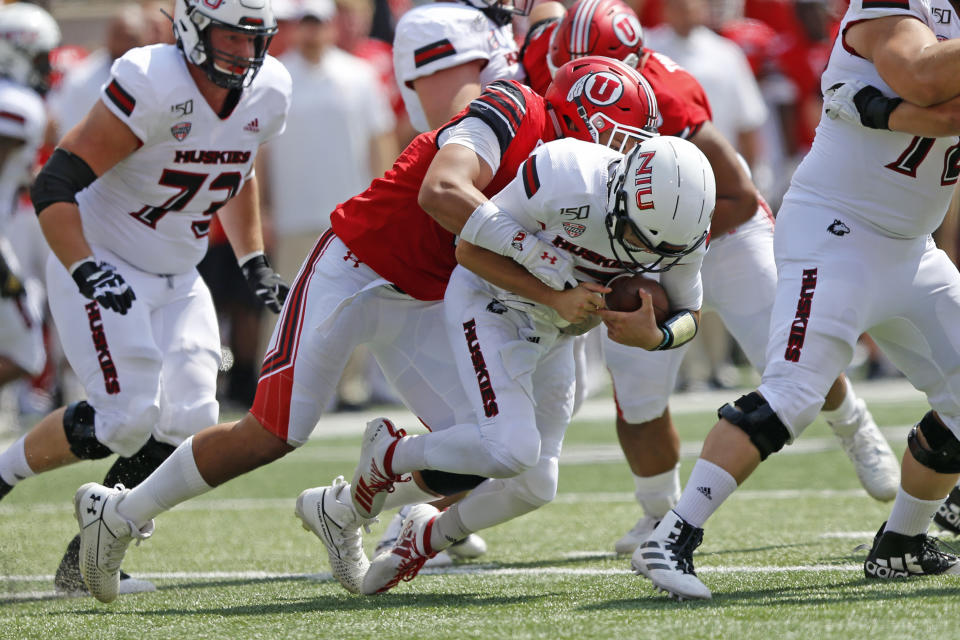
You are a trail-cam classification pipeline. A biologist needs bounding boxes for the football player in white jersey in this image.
[393,0,527,131]
[355,134,716,594]
[632,0,960,601]
[0,0,291,597]
[0,4,57,399]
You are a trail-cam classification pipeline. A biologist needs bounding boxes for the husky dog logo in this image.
[827,219,850,236]
[563,222,586,237]
[171,122,191,141]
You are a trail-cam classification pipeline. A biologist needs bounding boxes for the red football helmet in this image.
[545,56,659,153]
[547,0,644,77]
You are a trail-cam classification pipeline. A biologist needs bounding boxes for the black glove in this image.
[71,260,136,314]
[240,253,289,313]
[0,251,25,299]
[850,84,902,130]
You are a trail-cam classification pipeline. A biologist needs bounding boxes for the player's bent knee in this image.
[63,401,113,460]
[908,411,960,473]
[719,392,791,461]
[168,399,219,437]
[510,457,559,508]
[418,470,487,496]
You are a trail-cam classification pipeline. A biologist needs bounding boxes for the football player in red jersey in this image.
[520,0,899,555]
[71,57,659,602]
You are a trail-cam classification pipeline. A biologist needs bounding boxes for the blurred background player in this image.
[393,0,528,132]
[0,3,56,427]
[0,0,290,597]
[520,0,899,554]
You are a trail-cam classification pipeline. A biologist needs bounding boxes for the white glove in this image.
[823,80,868,125]
[511,232,577,291]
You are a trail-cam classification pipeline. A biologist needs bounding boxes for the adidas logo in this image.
[244,118,259,133]
[697,486,712,500]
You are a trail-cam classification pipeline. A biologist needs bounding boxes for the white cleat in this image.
[833,401,899,501]
[631,510,711,601]
[351,417,407,519]
[363,503,440,595]
[614,514,660,555]
[74,483,153,604]
[296,476,373,594]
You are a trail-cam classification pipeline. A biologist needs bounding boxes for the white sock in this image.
[381,473,440,510]
[885,487,942,537]
[0,436,35,486]
[822,378,862,437]
[431,504,473,552]
[673,459,738,528]
[117,437,212,528]
[633,464,681,519]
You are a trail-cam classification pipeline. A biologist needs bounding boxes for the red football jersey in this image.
[330,81,556,301]
[520,17,559,96]
[521,17,711,140]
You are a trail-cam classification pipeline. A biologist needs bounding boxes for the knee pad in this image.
[102,436,176,489]
[718,392,791,461]
[510,457,559,508]
[908,411,960,473]
[418,470,487,497]
[63,401,112,460]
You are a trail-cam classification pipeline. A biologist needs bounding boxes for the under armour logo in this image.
[87,494,102,514]
[697,486,712,500]
[486,300,507,314]
[540,252,557,264]
[827,219,850,236]
[343,251,361,267]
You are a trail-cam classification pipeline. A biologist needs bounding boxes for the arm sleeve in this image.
[658,245,704,311]
[100,52,156,143]
[438,116,502,175]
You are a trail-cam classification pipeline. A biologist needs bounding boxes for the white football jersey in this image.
[0,79,45,228]
[77,44,291,275]
[789,0,960,239]
[394,2,523,132]
[489,138,705,311]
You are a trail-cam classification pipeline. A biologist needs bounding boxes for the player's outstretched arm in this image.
[455,239,606,326]
[420,142,494,234]
[687,121,757,236]
[846,15,960,107]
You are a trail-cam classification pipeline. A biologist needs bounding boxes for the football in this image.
[603,273,670,323]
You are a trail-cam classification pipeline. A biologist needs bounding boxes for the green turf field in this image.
[1,380,957,639]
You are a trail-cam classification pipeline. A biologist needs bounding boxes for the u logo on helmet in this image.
[202,0,225,8]
[612,13,641,47]
[583,72,623,106]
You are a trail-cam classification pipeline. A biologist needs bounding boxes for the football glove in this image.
[240,253,289,313]
[824,81,902,130]
[0,251,25,299]
[511,233,577,291]
[71,260,136,315]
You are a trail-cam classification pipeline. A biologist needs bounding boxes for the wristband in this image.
[459,200,528,257]
[656,310,698,350]
[68,256,95,275]
[237,250,265,267]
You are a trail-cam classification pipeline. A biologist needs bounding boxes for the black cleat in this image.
[864,522,960,579]
[0,477,11,501]
[933,486,960,536]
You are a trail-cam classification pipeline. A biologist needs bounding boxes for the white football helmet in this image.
[606,135,716,273]
[173,0,277,89]
[0,3,61,95]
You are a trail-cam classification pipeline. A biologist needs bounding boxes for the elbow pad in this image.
[31,148,97,215]
[656,310,698,350]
